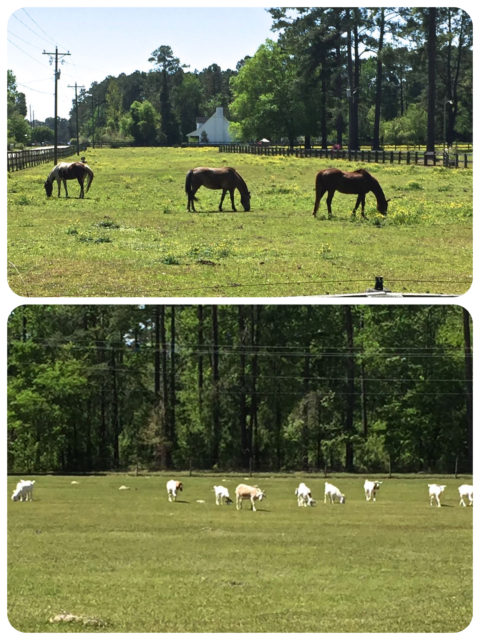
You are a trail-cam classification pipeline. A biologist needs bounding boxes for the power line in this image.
[7,38,46,67]
[21,8,58,47]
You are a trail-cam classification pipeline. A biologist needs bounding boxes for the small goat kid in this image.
[428,483,446,507]
[458,484,473,507]
[166,479,183,502]
[11,479,35,502]
[324,481,345,504]
[213,485,232,505]
[364,479,382,502]
[295,482,315,507]
[235,483,265,511]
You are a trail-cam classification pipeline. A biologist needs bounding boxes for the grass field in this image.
[7,147,472,297]
[7,474,472,633]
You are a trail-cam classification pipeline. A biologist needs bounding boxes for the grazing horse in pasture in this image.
[185,166,250,212]
[312,168,389,218]
[44,161,94,199]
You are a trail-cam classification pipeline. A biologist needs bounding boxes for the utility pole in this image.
[68,82,85,155]
[43,46,70,164]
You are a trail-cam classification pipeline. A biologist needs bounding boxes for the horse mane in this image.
[355,168,387,204]
[230,167,248,193]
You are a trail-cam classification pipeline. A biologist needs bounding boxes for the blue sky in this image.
[6,5,277,121]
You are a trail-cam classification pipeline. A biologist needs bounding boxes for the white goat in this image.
[324,481,345,504]
[235,483,265,511]
[11,479,35,502]
[166,479,183,502]
[295,482,315,507]
[213,485,232,505]
[364,479,382,502]
[458,484,473,507]
[428,483,446,507]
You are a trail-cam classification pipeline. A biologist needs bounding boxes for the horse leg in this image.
[188,187,198,212]
[63,179,69,198]
[230,188,236,212]
[219,189,227,212]
[57,179,61,197]
[78,177,84,199]
[360,195,367,218]
[326,190,335,218]
[312,186,326,217]
[352,194,362,217]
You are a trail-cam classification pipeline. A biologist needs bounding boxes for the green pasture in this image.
[8,474,472,633]
[7,147,472,297]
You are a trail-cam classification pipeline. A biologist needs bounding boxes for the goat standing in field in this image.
[166,479,183,502]
[235,483,265,511]
[458,484,473,507]
[364,479,382,502]
[428,484,446,507]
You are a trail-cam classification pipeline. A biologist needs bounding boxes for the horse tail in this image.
[315,170,325,191]
[185,170,198,201]
[85,166,94,193]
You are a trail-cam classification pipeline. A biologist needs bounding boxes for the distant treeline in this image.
[8,8,472,149]
[8,305,472,475]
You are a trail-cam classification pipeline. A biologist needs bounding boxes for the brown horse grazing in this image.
[185,166,250,212]
[312,168,389,218]
[44,161,94,199]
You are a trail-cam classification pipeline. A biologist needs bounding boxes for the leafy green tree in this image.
[31,126,54,145]
[8,305,472,475]
[7,70,30,145]
[121,100,162,145]
[230,40,306,145]
[148,45,184,144]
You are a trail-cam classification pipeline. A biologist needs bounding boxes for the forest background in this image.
[7,305,473,476]
[7,7,472,150]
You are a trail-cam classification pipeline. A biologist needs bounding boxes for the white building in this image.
[187,106,232,144]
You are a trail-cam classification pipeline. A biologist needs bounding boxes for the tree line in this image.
[8,305,472,475]
[8,7,472,149]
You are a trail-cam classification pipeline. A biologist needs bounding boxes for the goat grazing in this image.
[11,479,35,502]
[324,481,345,504]
[166,479,183,502]
[213,485,232,505]
[295,482,315,507]
[235,483,265,511]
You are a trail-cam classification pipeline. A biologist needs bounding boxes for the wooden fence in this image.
[221,144,472,168]
[7,145,87,172]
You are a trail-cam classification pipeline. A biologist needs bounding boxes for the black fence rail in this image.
[221,144,472,168]
[7,145,87,172]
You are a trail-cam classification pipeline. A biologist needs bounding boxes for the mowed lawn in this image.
[8,474,472,633]
[7,147,472,297]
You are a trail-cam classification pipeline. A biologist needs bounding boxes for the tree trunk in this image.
[344,306,355,471]
[211,306,220,466]
[169,306,176,461]
[249,306,260,472]
[197,305,204,408]
[426,7,437,153]
[462,308,473,472]
[372,8,385,150]
[238,306,249,468]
